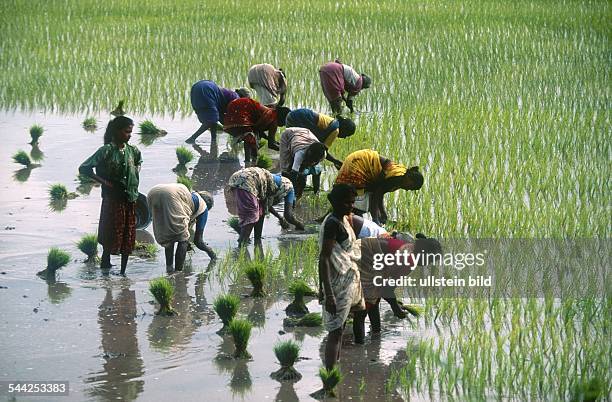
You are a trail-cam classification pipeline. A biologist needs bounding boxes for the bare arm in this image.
[318,239,337,314]
[325,152,343,170]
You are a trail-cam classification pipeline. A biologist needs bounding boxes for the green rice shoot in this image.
[12,150,31,167]
[176,175,193,190]
[256,153,273,170]
[82,117,97,131]
[176,146,194,165]
[77,233,98,261]
[229,319,252,359]
[149,277,175,316]
[46,247,71,274]
[48,183,68,200]
[29,124,43,144]
[319,366,343,397]
[227,216,240,234]
[284,312,322,328]
[133,241,158,259]
[244,261,266,297]
[270,340,302,382]
[213,294,240,328]
[286,279,316,316]
[139,119,162,135]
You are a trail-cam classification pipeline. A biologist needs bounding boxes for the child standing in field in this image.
[79,116,142,275]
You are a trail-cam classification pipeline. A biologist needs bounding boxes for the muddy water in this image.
[0,110,421,401]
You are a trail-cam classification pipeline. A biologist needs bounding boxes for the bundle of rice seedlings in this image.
[82,117,97,131]
[133,241,158,259]
[176,175,193,190]
[399,301,424,317]
[257,138,267,149]
[227,216,240,234]
[256,153,272,170]
[229,319,252,359]
[139,120,167,135]
[283,312,322,328]
[270,340,302,382]
[77,233,98,262]
[12,150,31,167]
[110,100,125,117]
[176,146,194,165]
[149,277,175,316]
[285,279,316,316]
[244,261,266,297]
[213,294,240,332]
[37,248,71,278]
[49,183,68,201]
[318,366,343,398]
[29,124,43,144]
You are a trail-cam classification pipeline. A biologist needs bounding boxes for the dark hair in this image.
[304,142,326,165]
[327,183,357,207]
[413,238,443,266]
[103,116,134,144]
[361,74,372,89]
[337,117,356,138]
[276,106,291,126]
[404,166,424,190]
[235,87,251,98]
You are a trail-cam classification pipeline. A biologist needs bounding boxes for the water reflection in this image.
[191,141,241,193]
[30,144,44,162]
[46,277,72,304]
[12,165,39,183]
[76,174,99,196]
[275,381,299,402]
[147,270,203,352]
[139,132,166,147]
[49,198,68,212]
[85,286,144,401]
[230,361,252,398]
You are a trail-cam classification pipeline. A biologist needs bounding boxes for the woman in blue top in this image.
[186,80,250,144]
[147,183,216,271]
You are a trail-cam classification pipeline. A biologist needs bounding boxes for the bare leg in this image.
[175,241,189,271]
[384,297,407,319]
[239,223,255,246]
[165,243,174,270]
[330,98,343,116]
[253,215,265,242]
[353,310,367,344]
[101,248,111,269]
[312,173,321,194]
[186,124,208,143]
[120,253,129,275]
[368,301,382,332]
[325,328,343,370]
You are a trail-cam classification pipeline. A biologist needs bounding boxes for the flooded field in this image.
[0,110,422,401]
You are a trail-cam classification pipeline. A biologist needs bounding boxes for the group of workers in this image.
[78,60,440,372]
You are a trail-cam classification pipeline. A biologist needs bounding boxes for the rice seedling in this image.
[228,319,252,359]
[29,124,43,144]
[176,175,193,190]
[213,294,240,331]
[227,216,240,234]
[400,302,424,318]
[37,247,71,278]
[317,366,343,398]
[139,119,167,135]
[82,117,97,131]
[176,146,194,165]
[285,279,316,316]
[48,183,68,200]
[77,233,98,262]
[12,150,31,167]
[283,312,322,328]
[110,100,125,117]
[244,261,266,297]
[133,241,158,259]
[270,340,302,382]
[149,277,175,316]
[256,153,272,170]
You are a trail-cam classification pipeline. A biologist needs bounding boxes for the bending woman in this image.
[247,63,287,107]
[335,149,423,225]
[318,184,365,369]
[319,59,371,115]
[147,183,216,271]
[186,80,250,144]
[225,167,304,246]
[279,127,327,197]
[223,97,290,163]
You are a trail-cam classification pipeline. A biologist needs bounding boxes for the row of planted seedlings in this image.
[145,237,344,397]
[386,295,610,400]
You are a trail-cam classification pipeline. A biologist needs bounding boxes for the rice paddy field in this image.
[0,0,610,401]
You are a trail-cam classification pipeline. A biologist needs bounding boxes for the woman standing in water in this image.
[79,116,142,275]
[318,184,365,369]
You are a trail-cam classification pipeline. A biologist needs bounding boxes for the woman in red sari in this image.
[223,97,290,163]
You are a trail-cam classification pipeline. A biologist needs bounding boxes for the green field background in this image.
[1,0,610,237]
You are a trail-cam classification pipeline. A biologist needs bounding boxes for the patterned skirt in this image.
[98,197,136,255]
